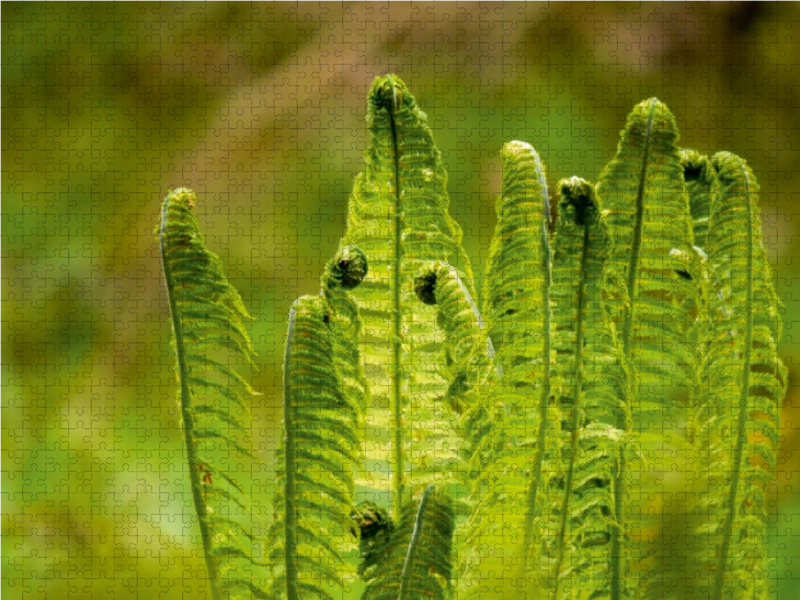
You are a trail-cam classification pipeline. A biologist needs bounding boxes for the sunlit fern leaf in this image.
[159,188,269,600]
[690,152,787,600]
[339,74,475,515]
[596,98,697,427]
[546,177,628,600]
[361,486,455,600]
[456,141,553,600]
[595,99,699,598]
[269,293,361,600]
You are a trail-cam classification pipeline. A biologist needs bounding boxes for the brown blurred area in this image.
[4,3,799,598]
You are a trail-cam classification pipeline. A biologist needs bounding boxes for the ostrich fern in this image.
[160,75,786,600]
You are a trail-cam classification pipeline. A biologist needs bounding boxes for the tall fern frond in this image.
[360,486,455,600]
[159,188,268,600]
[339,75,475,514]
[595,99,698,597]
[269,257,365,600]
[690,152,787,600]
[456,141,552,600]
[546,177,628,600]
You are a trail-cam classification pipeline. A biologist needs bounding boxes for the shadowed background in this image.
[4,2,800,598]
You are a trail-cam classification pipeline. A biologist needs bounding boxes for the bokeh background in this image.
[4,2,800,598]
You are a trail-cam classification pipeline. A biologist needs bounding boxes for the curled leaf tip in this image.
[329,245,368,290]
[370,74,406,112]
[625,97,679,145]
[414,264,439,305]
[680,149,709,182]
[710,151,746,182]
[502,140,534,159]
[558,176,596,227]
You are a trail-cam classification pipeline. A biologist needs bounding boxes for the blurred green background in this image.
[4,2,800,598]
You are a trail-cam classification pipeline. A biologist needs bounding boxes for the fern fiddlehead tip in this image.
[681,148,710,183]
[327,245,368,290]
[413,263,440,305]
[370,73,406,113]
[558,176,596,227]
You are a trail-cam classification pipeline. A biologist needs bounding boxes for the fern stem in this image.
[525,169,553,560]
[397,485,435,600]
[385,73,406,516]
[552,224,590,600]
[159,198,222,600]
[282,303,300,600]
[712,157,755,600]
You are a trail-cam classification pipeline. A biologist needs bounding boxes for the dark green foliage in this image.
[159,188,268,600]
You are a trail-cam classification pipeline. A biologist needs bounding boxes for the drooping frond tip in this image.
[159,187,266,600]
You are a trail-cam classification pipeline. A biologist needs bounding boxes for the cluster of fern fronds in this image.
[160,75,786,600]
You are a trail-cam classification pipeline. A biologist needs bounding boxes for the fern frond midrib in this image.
[159,198,222,600]
[713,157,756,600]
[386,74,406,517]
[282,303,300,600]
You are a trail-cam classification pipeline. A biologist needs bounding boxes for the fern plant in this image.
[160,75,787,600]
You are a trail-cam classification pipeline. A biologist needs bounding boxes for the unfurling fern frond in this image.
[596,99,699,598]
[340,74,474,514]
[546,177,628,600]
[413,260,494,417]
[159,188,268,600]
[360,486,455,600]
[457,141,553,600]
[690,152,787,600]
[269,247,368,600]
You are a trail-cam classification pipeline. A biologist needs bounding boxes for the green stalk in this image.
[397,485,435,600]
[385,74,406,516]
[282,304,300,600]
[159,200,222,600]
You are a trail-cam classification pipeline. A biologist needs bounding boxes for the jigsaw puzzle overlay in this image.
[4,3,800,599]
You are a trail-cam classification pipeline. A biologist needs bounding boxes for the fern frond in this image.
[159,188,268,600]
[269,292,362,600]
[340,74,474,514]
[456,141,553,600]
[544,177,627,600]
[596,98,697,426]
[596,100,699,598]
[361,486,455,600]
[691,152,787,600]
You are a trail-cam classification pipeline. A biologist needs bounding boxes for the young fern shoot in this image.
[268,249,368,600]
[547,177,627,600]
[159,188,268,600]
[693,152,787,600]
